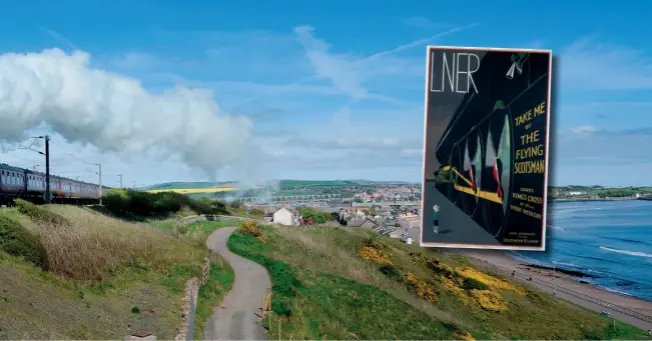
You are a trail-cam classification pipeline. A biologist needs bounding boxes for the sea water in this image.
[508,200,652,302]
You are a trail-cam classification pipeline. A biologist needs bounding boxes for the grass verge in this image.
[228,227,454,340]
[193,253,235,339]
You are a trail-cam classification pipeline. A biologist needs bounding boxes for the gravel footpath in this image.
[204,227,271,340]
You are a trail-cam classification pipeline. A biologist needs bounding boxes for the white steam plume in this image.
[0,48,254,177]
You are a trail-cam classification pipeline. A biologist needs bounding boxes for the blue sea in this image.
[508,200,652,302]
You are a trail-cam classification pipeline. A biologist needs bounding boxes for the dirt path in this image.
[204,227,271,340]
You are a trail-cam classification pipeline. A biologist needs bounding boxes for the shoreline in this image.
[513,262,652,302]
[518,262,600,279]
[457,249,652,330]
[504,254,651,303]
[550,197,638,203]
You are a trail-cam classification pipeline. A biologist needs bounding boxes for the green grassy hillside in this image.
[227,223,649,340]
[0,203,233,339]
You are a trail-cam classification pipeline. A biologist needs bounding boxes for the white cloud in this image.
[282,136,420,151]
[272,24,478,105]
[560,37,652,91]
[552,127,652,186]
[262,103,423,179]
[294,25,369,99]
[566,125,600,137]
[1,132,199,187]
[12,27,652,185]
[41,28,80,51]
[0,48,257,180]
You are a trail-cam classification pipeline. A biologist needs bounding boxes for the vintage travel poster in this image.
[420,46,552,251]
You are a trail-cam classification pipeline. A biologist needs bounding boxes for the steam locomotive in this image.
[0,163,108,206]
[432,50,550,238]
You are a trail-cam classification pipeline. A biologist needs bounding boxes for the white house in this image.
[273,207,300,226]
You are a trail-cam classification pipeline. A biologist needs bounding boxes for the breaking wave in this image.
[599,246,652,258]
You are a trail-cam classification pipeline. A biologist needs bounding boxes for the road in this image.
[421,180,501,246]
[205,227,271,340]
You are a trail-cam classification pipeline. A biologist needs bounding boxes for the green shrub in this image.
[249,208,265,218]
[152,192,184,214]
[361,236,383,250]
[0,215,46,267]
[15,199,70,227]
[177,225,189,235]
[379,264,404,282]
[461,277,489,291]
[298,207,331,224]
[102,189,133,213]
[102,189,229,218]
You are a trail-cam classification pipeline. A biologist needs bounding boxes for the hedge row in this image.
[102,189,230,217]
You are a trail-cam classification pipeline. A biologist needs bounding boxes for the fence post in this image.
[187,289,196,341]
[201,257,210,286]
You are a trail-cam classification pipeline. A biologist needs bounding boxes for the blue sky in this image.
[0,0,651,186]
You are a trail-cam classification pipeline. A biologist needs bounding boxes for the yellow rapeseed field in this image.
[147,187,237,194]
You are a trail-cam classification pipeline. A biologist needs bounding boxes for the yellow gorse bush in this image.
[239,221,266,243]
[453,331,476,341]
[469,289,508,311]
[419,261,517,311]
[371,244,514,311]
[406,272,438,303]
[359,246,392,265]
[440,277,470,304]
[455,267,525,295]
[240,221,262,235]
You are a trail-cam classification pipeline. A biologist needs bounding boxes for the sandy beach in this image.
[457,249,652,331]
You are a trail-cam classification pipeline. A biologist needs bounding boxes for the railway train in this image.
[432,50,550,238]
[0,162,109,206]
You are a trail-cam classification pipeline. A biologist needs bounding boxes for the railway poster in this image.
[420,46,552,251]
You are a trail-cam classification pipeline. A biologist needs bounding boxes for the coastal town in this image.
[218,182,652,244]
[219,181,652,333]
[235,182,423,240]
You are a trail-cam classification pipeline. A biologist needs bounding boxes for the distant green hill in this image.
[278,180,359,188]
[278,180,416,188]
[143,181,235,190]
[143,180,419,192]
